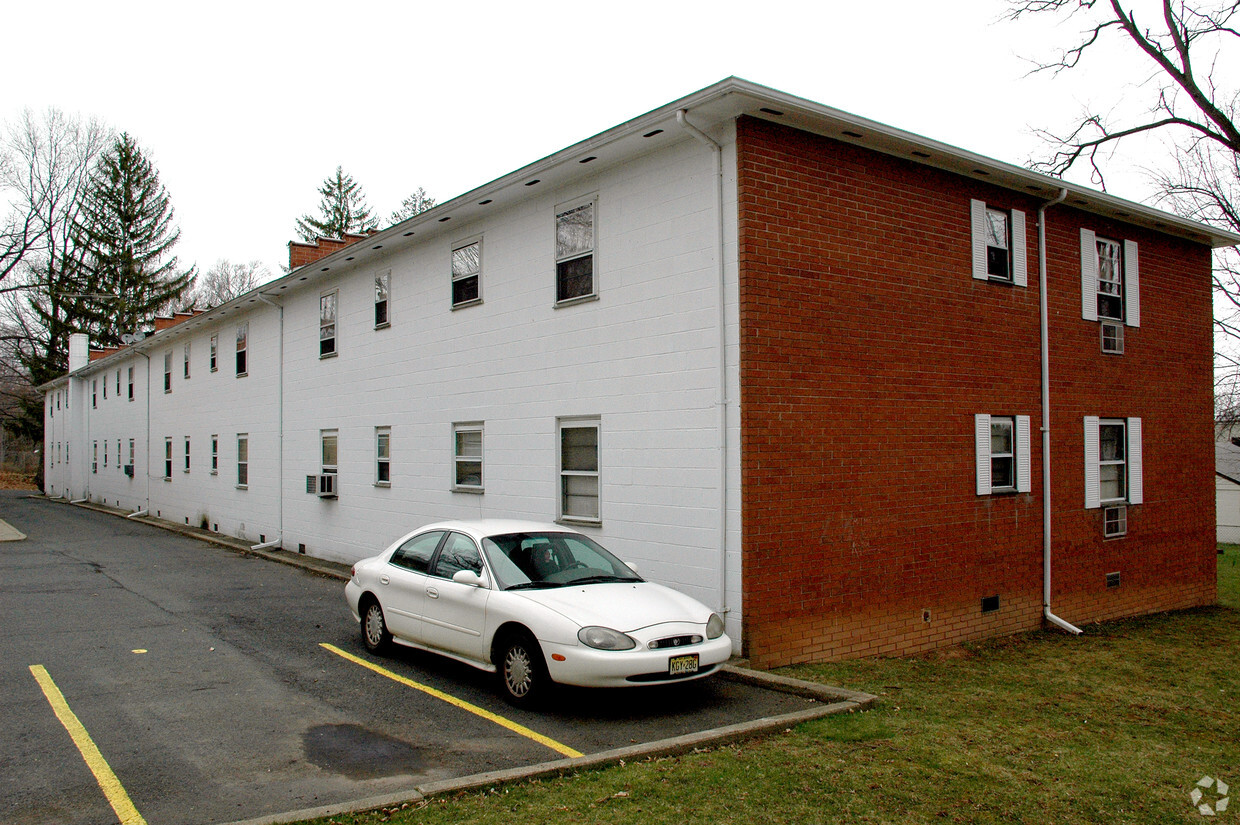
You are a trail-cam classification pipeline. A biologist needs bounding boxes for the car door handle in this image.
[379,575,390,585]
[426,587,439,599]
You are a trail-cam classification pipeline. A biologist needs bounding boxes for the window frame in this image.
[92,380,97,408]
[209,334,218,372]
[128,366,134,401]
[236,323,248,376]
[237,434,249,488]
[453,422,484,492]
[374,270,391,328]
[183,342,191,379]
[375,426,391,486]
[163,351,172,393]
[557,416,601,524]
[320,291,338,358]
[92,440,98,474]
[183,436,191,473]
[451,238,483,309]
[554,197,598,305]
[321,429,338,475]
[211,434,219,475]
[970,199,1027,287]
[1084,416,1143,509]
[975,414,1031,495]
[1080,229,1140,327]
[164,437,173,480]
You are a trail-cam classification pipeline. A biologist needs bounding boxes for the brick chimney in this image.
[288,230,379,271]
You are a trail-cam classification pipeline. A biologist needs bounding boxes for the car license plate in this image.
[668,653,699,676]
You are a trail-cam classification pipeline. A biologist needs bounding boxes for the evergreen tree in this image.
[71,133,194,347]
[388,186,436,225]
[295,166,378,242]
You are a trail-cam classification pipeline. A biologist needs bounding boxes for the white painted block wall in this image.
[45,130,744,642]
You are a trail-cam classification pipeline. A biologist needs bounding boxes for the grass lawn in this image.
[309,548,1240,825]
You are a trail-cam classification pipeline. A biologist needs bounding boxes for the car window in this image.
[481,531,641,589]
[431,532,483,580]
[389,531,445,573]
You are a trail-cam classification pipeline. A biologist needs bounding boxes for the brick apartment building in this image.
[42,78,1237,667]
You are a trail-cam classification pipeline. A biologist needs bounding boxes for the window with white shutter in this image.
[975,414,1030,495]
[971,200,1027,286]
[1084,416,1142,509]
[1081,229,1139,329]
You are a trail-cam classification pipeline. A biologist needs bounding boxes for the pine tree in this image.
[388,186,436,225]
[295,166,378,242]
[71,133,194,347]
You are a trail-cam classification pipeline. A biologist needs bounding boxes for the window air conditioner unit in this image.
[306,473,337,498]
[1101,321,1124,354]
[123,464,134,478]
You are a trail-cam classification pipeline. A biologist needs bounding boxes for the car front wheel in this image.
[361,599,392,654]
[498,632,548,707]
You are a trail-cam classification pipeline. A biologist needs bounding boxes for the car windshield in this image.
[481,531,643,591]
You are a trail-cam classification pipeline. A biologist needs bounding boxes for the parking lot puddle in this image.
[303,723,428,780]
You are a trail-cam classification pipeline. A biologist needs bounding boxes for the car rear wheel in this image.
[361,599,392,654]
[498,632,548,707]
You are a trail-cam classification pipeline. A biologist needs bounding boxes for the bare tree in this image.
[185,259,271,308]
[1005,0,1240,419]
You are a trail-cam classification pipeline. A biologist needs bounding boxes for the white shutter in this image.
[1016,415,1031,493]
[975,414,991,495]
[1124,239,1140,328]
[971,200,988,281]
[1127,417,1143,505]
[1084,416,1101,509]
[1081,229,1098,321]
[1012,210,1028,288]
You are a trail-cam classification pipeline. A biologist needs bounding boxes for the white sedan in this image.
[344,520,732,705]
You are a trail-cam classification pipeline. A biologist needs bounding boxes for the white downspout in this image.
[256,293,284,550]
[137,351,152,517]
[1039,187,1082,635]
[675,109,730,618]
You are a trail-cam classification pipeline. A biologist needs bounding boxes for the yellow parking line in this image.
[320,643,583,758]
[29,665,147,825]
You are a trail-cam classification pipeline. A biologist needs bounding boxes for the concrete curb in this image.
[36,494,878,825]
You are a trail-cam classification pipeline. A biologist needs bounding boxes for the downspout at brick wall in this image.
[1039,187,1082,635]
[675,108,730,619]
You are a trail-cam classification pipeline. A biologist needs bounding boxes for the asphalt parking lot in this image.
[0,491,871,825]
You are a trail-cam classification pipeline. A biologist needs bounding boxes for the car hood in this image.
[513,581,710,632]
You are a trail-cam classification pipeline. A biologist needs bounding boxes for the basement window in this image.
[1104,505,1127,538]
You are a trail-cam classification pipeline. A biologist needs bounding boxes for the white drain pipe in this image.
[1038,187,1082,635]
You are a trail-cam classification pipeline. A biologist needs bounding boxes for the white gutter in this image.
[675,109,731,618]
[256,293,285,549]
[1038,187,1083,635]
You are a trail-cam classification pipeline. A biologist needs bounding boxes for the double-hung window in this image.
[236,323,248,376]
[128,366,134,401]
[92,380,97,408]
[452,240,481,307]
[103,441,108,468]
[183,343,191,379]
[237,434,249,487]
[164,438,173,480]
[453,423,483,491]
[210,334,218,372]
[320,292,337,357]
[374,271,390,328]
[558,417,600,523]
[970,200,1026,286]
[375,427,391,485]
[128,439,134,474]
[164,351,172,393]
[975,414,1031,495]
[183,437,190,473]
[321,430,338,476]
[555,200,596,303]
[1084,417,1143,537]
[1081,230,1140,327]
[115,369,121,397]
[92,441,98,474]
[211,435,219,474]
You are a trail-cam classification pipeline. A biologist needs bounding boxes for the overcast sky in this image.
[1,0,1163,279]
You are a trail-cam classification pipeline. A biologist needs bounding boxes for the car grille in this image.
[647,634,703,650]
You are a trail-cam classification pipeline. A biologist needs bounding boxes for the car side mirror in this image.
[625,561,639,574]
[452,569,488,588]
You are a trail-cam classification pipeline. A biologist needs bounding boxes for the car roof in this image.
[413,519,583,541]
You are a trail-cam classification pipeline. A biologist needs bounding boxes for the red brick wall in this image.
[736,117,1216,667]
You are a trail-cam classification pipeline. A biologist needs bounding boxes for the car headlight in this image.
[706,613,725,640]
[578,626,637,650]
